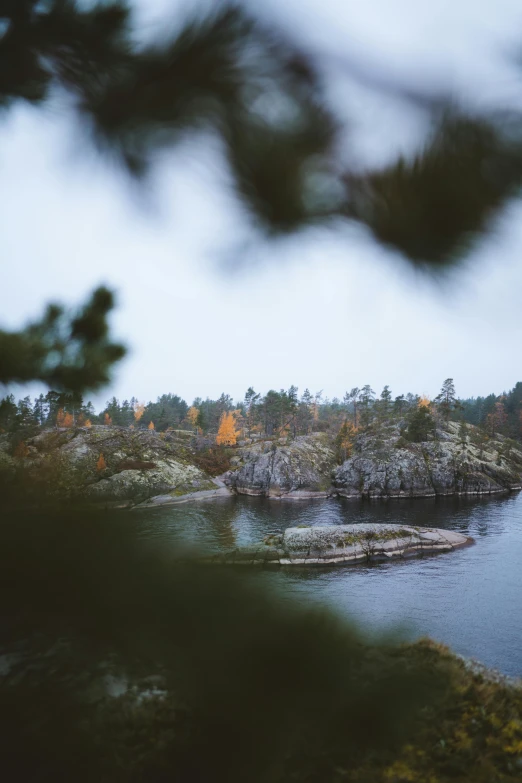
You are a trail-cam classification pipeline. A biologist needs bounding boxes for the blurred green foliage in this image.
[0,286,125,392]
[2,2,522,263]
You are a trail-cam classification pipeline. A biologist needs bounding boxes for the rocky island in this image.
[224,422,522,500]
[1,419,520,508]
[211,523,471,565]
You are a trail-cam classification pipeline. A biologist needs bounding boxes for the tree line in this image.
[2,379,521,450]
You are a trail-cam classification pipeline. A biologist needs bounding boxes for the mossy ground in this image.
[346,639,522,783]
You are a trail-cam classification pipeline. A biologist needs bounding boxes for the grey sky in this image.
[2,0,522,408]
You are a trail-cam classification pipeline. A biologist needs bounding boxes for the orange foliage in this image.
[14,441,29,458]
[337,420,358,459]
[216,411,239,446]
[84,419,92,428]
[104,412,112,426]
[96,453,107,471]
[187,406,199,428]
[134,402,145,422]
[148,421,155,430]
[418,395,431,409]
[56,408,74,427]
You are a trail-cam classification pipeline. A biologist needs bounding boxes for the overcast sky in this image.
[2,0,522,409]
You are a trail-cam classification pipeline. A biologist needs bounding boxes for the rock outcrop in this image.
[1,426,219,507]
[333,422,522,499]
[212,523,471,565]
[223,425,522,500]
[224,434,336,498]
[3,420,521,507]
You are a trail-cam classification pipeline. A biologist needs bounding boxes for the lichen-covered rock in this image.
[224,434,336,498]
[333,422,521,499]
[213,523,472,565]
[7,426,216,507]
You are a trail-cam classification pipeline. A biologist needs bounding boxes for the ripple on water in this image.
[130,492,522,677]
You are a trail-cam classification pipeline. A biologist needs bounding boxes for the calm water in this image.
[132,492,522,677]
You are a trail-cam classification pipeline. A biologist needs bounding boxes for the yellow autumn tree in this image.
[418,395,431,409]
[96,453,107,471]
[134,401,145,422]
[148,421,155,430]
[84,419,92,428]
[187,406,199,431]
[104,412,112,426]
[216,411,239,446]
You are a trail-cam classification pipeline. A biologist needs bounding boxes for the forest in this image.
[1,379,521,451]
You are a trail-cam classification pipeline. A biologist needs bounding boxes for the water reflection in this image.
[131,492,522,677]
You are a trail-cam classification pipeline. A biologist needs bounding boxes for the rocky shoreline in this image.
[224,424,522,501]
[1,420,520,508]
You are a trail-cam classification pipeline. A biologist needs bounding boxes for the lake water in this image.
[133,492,522,677]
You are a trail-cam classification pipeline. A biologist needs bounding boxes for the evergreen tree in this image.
[406,403,435,443]
[33,394,47,426]
[244,387,261,435]
[436,378,457,420]
[394,395,406,416]
[377,385,392,422]
[359,385,376,428]
[345,388,361,428]
[0,394,18,432]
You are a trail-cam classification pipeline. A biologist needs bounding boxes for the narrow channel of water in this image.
[132,492,522,677]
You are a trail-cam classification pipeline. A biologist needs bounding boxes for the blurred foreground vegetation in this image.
[1,508,521,783]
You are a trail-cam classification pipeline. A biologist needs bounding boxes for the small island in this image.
[211,523,472,566]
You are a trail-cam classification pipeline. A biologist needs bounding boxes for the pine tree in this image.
[244,387,261,435]
[345,388,361,428]
[359,385,375,429]
[378,386,392,421]
[406,402,435,443]
[33,394,47,426]
[0,395,17,432]
[436,379,456,421]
